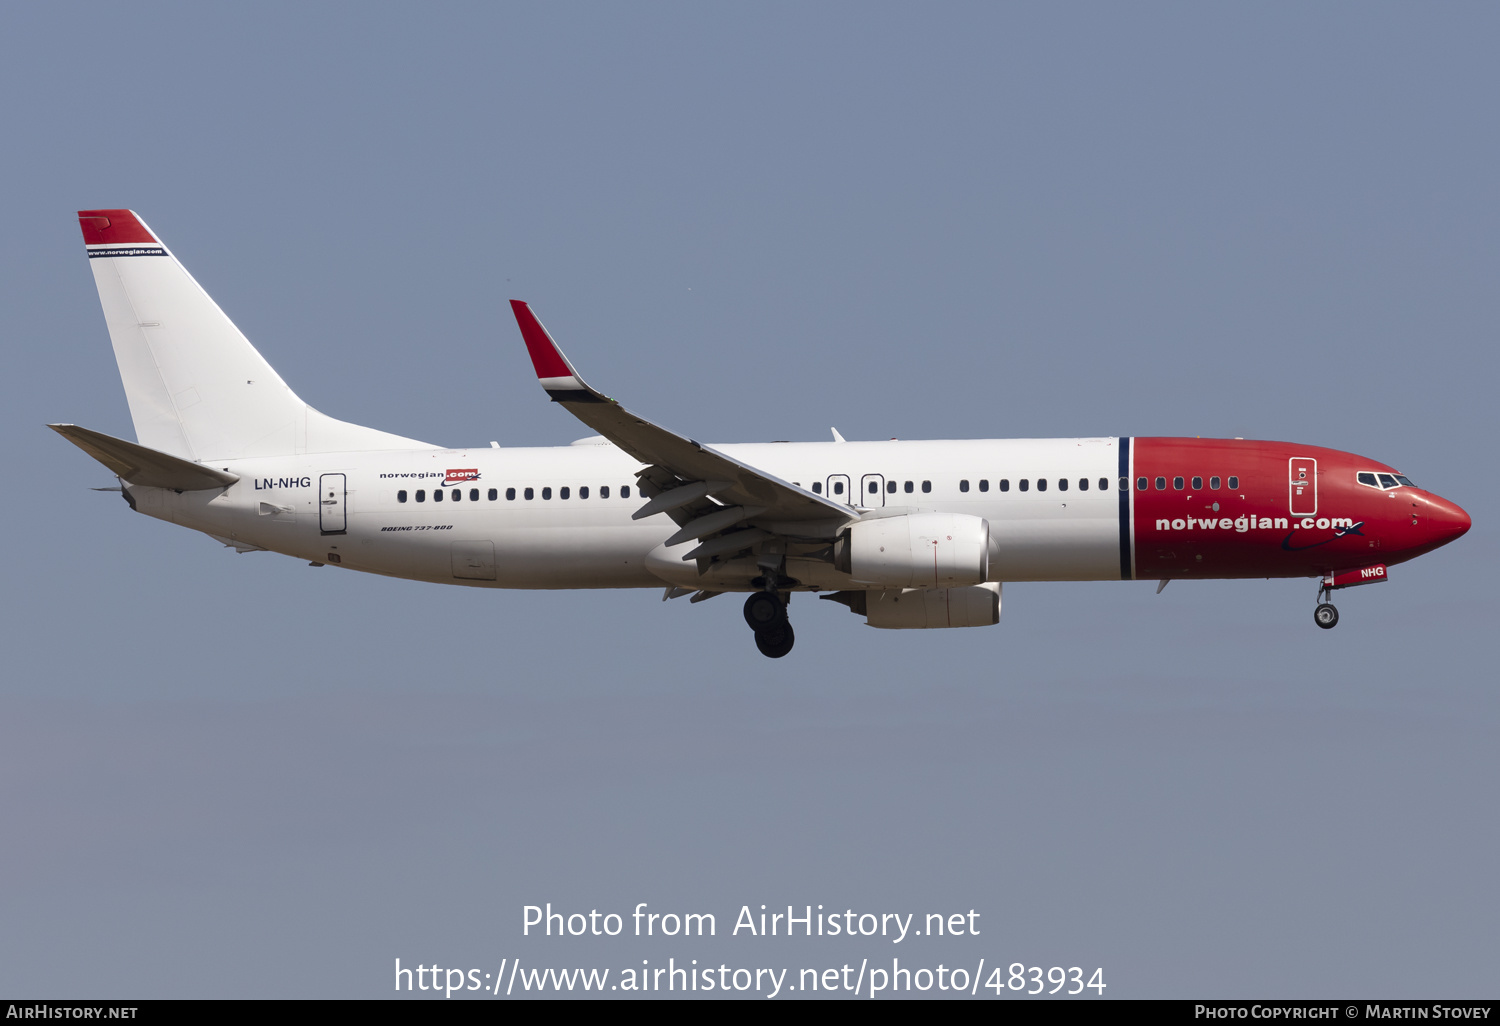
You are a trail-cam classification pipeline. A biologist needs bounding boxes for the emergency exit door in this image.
[1288,458,1317,516]
[860,474,886,508]
[319,473,347,534]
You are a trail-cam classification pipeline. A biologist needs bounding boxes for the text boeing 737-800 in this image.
[54,210,1470,657]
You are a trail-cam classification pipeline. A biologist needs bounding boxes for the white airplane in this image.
[56,210,1470,657]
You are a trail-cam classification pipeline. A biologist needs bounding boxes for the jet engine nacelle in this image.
[834,512,990,588]
[821,583,1002,629]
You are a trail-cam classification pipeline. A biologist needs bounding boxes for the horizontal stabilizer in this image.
[48,423,239,491]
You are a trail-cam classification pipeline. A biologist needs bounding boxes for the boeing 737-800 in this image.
[54,210,1471,657]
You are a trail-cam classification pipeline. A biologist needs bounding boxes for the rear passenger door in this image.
[319,473,346,534]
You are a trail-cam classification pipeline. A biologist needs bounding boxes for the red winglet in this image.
[77,209,158,246]
[509,300,574,380]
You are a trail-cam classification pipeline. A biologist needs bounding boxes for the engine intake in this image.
[834,513,990,588]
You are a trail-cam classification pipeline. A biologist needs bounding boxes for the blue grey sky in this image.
[1,2,1495,998]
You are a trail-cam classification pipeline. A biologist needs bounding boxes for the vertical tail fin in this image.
[78,210,434,460]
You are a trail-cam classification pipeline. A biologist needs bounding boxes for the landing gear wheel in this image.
[755,622,795,658]
[743,591,786,631]
[1314,603,1339,629]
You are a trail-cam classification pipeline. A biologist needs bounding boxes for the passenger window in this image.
[487,488,497,501]
[1378,474,1398,489]
[1137,477,1148,490]
[434,489,444,502]
[1191,477,1202,490]
[813,482,822,494]
[1172,477,1183,490]
[887,480,897,493]
[1056,478,1067,491]
[397,490,407,503]
[580,486,589,499]
[416,490,426,502]
[542,487,552,500]
[600,486,610,499]
[921,480,931,493]
[979,479,989,492]
[1227,476,1239,490]
[1078,478,1088,491]
[1117,477,1126,491]
[868,480,878,495]
[524,487,534,500]
[1037,478,1048,492]
[1210,476,1221,489]
[959,479,970,492]
[999,479,1010,492]
[560,486,570,500]
[1155,477,1166,490]
[470,488,479,501]
[452,489,461,501]
[833,481,844,495]
[505,487,515,500]
[904,481,914,493]
[1019,479,1029,492]
[621,486,630,498]
[1357,472,1378,487]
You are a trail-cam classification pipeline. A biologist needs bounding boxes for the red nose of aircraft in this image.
[1415,492,1471,552]
[1434,495,1472,541]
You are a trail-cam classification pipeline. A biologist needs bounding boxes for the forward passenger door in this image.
[1289,458,1317,517]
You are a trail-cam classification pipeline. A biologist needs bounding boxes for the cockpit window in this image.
[1357,470,1410,489]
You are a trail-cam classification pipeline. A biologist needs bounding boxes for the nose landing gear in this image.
[1313,582,1339,630]
[744,590,795,658]
[1310,563,1388,629]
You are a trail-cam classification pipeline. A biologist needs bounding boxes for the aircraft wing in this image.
[509,301,853,552]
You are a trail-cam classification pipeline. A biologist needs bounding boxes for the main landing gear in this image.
[1313,583,1339,630]
[744,590,795,658]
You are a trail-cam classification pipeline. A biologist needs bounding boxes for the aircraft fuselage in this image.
[133,435,1469,592]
